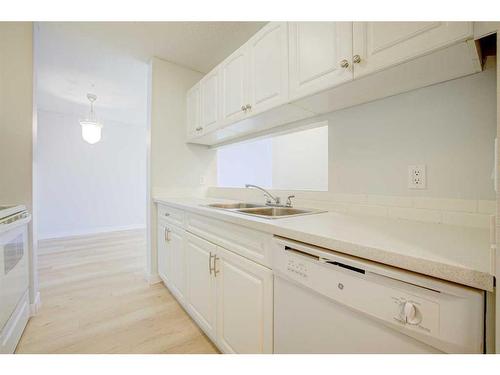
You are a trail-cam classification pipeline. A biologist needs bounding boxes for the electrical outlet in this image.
[408,165,426,189]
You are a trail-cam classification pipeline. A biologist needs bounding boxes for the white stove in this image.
[0,204,31,353]
[0,205,27,224]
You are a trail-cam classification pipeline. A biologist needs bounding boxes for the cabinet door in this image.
[353,22,473,78]
[200,67,220,133]
[157,223,170,284]
[288,22,353,100]
[165,224,186,302]
[220,46,248,125]
[215,246,273,354]
[247,22,288,114]
[185,232,217,341]
[186,83,201,139]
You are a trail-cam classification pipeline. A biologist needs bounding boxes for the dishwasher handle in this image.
[322,259,366,275]
[284,245,366,275]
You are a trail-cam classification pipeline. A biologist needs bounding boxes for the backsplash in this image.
[206,187,495,229]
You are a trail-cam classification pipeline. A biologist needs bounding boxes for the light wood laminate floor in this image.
[16,229,218,354]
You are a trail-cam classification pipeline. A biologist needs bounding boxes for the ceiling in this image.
[36,22,266,125]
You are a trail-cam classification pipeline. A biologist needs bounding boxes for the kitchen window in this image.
[217,122,328,191]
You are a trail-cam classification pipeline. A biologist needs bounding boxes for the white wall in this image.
[272,125,328,191]
[214,68,497,200]
[35,21,149,240]
[0,22,39,308]
[328,67,497,200]
[147,57,217,279]
[0,23,33,208]
[37,110,147,239]
[150,57,217,194]
[209,68,497,228]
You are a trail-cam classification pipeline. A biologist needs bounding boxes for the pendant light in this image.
[80,93,103,144]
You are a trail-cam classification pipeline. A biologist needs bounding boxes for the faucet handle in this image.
[286,195,295,207]
[266,196,280,205]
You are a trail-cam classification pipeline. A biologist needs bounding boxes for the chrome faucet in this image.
[245,184,281,206]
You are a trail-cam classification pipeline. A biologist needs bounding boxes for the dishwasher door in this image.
[272,237,484,354]
[274,276,442,354]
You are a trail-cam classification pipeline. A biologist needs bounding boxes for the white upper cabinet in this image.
[352,22,473,78]
[200,67,220,133]
[186,21,477,145]
[288,22,353,100]
[220,46,249,125]
[247,22,289,114]
[186,83,200,139]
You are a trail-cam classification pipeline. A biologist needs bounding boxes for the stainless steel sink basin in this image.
[204,202,326,219]
[205,202,266,209]
[235,207,325,219]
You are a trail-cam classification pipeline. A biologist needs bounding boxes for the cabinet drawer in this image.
[186,213,273,268]
[157,204,185,228]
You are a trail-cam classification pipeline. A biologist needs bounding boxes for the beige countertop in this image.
[153,196,494,291]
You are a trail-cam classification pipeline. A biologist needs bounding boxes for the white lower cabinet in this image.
[185,232,218,342]
[157,205,274,353]
[166,225,186,303]
[183,231,273,353]
[157,222,170,284]
[215,246,273,354]
[158,221,186,303]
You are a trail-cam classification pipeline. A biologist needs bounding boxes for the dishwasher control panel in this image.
[286,258,308,279]
[389,294,439,334]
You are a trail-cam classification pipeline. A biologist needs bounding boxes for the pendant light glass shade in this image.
[80,120,103,144]
[80,93,103,144]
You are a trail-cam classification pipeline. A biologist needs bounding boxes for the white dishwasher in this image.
[272,237,485,354]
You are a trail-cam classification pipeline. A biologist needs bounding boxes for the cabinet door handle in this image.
[209,252,215,275]
[214,256,220,277]
[241,105,247,112]
[352,54,361,64]
[165,227,171,242]
[245,104,252,111]
[340,59,349,68]
[195,126,203,131]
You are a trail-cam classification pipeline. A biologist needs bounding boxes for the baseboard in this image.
[144,272,162,285]
[39,224,146,242]
[30,291,41,316]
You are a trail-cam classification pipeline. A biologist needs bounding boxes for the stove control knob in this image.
[403,302,421,325]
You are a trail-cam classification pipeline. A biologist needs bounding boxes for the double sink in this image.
[204,202,325,219]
